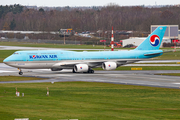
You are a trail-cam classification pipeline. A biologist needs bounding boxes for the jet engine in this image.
[102,62,117,70]
[74,64,89,72]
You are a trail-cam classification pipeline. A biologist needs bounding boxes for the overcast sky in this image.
[1,0,180,7]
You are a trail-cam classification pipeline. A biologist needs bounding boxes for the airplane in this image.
[3,26,167,75]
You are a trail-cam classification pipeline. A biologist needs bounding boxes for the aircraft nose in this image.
[3,56,12,63]
[3,57,9,63]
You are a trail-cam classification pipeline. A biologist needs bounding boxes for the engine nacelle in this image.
[102,62,117,70]
[74,64,89,72]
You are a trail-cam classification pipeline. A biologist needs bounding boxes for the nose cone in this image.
[3,57,9,63]
[3,55,13,63]
[3,55,18,67]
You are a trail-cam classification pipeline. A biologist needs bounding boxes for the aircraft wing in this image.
[52,60,136,69]
[88,60,129,67]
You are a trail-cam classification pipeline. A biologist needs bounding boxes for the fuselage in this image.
[3,49,163,69]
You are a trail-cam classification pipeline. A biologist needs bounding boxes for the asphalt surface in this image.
[0,63,180,89]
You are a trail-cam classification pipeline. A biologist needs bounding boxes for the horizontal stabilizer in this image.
[144,52,163,56]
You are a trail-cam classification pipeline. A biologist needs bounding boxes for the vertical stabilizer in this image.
[135,26,167,50]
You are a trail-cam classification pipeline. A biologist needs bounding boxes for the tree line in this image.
[0,4,180,33]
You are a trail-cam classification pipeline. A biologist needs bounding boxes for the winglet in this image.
[134,26,167,50]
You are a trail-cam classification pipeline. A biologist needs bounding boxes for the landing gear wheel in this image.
[18,68,23,75]
[72,68,76,73]
[88,69,94,74]
[19,71,23,75]
[90,70,94,73]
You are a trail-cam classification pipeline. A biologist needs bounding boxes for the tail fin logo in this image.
[150,35,160,47]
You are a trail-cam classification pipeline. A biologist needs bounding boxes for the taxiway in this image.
[0,63,180,89]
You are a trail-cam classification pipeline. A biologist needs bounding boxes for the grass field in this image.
[1,42,180,120]
[156,73,180,76]
[0,81,180,120]
[0,76,44,82]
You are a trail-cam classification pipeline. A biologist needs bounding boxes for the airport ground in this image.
[1,63,180,88]
[1,81,180,120]
[0,44,180,119]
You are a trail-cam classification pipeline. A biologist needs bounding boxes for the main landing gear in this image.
[88,69,94,73]
[72,68,94,73]
[18,68,23,75]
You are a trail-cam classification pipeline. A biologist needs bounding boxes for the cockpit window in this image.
[13,52,19,55]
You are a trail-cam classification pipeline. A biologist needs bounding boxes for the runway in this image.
[0,63,180,89]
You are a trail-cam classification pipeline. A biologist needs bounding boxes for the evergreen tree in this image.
[3,22,10,30]
[10,19,16,30]
[39,8,44,12]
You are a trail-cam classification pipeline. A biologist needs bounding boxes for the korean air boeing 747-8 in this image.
[3,26,167,75]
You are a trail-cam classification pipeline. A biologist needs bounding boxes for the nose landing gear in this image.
[18,68,23,75]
